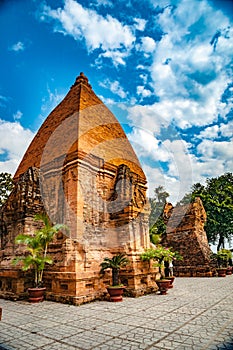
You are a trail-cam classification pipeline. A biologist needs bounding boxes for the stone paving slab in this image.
[0,276,233,350]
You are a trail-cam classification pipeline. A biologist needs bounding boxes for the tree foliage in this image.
[0,172,13,206]
[180,173,233,250]
[215,249,232,268]
[12,214,66,287]
[140,246,182,279]
[100,253,129,286]
[149,186,169,243]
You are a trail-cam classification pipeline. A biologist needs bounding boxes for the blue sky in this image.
[0,0,232,203]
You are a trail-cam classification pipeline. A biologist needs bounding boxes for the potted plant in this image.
[164,260,175,288]
[100,253,129,302]
[140,246,182,294]
[216,250,228,277]
[12,213,64,302]
[222,249,233,275]
[216,249,232,277]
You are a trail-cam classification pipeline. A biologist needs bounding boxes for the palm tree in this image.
[12,233,53,287]
[100,253,129,286]
[13,213,66,287]
[34,213,65,281]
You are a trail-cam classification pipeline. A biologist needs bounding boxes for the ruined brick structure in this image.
[0,73,158,304]
[162,197,213,277]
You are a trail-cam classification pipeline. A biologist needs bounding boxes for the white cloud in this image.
[99,79,127,98]
[126,110,233,204]
[134,18,147,31]
[38,0,232,203]
[98,95,116,106]
[197,139,233,161]
[136,86,152,98]
[127,104,168,134]
[128,127,168,162]
[144,162,192,205]
[0,120,34,174]
[97,50,129,66]
[140,133,233,203]
[197,120,233,140]
[40,86,65,121]
[219,120,233,137]
[42,0,135,66]
[9,41,25,52]
[198,125,219,139]
[143,163,178,202]
[145,0,233,129]
[95,0,113,7]
[127,126,193,203]
[139,36,156,53]
[139,74,148,85]
[136,64,147,70]
[13,110,23,121]
[127,98,216,131]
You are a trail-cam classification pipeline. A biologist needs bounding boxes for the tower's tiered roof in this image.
[14,73,145,180]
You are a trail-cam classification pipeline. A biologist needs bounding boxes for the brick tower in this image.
[0,73,158,303]
[162,198,213,277]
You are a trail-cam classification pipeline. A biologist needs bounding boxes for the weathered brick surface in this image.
[162,197,213,277]
[0,73,158,303]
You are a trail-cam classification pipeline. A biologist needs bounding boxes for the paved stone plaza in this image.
[0,276,233,350]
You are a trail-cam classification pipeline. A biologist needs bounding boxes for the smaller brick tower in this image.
[162,197,213,277]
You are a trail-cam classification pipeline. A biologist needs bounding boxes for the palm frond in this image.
[100,253,129,273]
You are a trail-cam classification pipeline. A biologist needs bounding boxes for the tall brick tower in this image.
[0,73,157,303]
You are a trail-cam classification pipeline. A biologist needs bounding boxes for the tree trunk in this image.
[217,235,224,251]
[112,268,119,286]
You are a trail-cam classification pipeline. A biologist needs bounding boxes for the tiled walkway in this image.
[0,276,233,350]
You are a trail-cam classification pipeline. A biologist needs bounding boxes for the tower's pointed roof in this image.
[14,73,145,181]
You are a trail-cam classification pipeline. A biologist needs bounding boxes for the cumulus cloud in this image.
[99,79,127,98]
[123,0,233,199]
[126,126,193,203]
[98,95,116,106]
[97,50,129,66]
[0,120,34,174]
[9,41,25,52]
[36,0,232,202]
[136,86,152,99]
[127,98,211,131]
[128,127,169,162]
[197,119,233,140]
[219,120,233,137]
[197,139,233,162]
[42,0,135,66]
[132,128,232,203]
[145,0,233,128]
[139,36,156,53]
[134,18,147,31]
[127,104,167,134]
[143,163,178,203]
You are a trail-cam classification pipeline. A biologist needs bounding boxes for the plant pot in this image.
[28,287,46,303]
[166,276,175,288]
[107,286,125,302]
[216,268,227,277]
[226,267,232,275]
[156,280,170,295]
